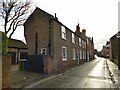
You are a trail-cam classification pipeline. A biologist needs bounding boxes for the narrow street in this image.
[25,56,118,88]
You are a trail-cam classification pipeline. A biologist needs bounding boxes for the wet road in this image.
[26,57,117,88]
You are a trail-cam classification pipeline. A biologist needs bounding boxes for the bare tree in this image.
[0,0,31,38]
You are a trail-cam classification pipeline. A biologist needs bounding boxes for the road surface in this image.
[26,56,118,89]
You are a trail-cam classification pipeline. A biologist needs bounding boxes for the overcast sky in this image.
[0,0,119,51]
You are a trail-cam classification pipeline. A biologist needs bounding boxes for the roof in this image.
[8,38,27,49]
[110,31,120,40]
[24,7,87,41]
[24,7,54,25]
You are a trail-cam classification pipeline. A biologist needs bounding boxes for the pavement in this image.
[11,59,120,88]
[11,64,78,88]
[11,65,54,88]
[106,59,120,88]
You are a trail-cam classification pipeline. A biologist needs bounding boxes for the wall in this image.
[24,8,53,55]
[52,20,87,73]
[2,54,11,89]
[110,35,118,65]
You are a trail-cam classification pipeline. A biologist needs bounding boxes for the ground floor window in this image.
[62,46,67,61]
[73,49,76,60]
[83,51,84,59]
[80,50,82,59]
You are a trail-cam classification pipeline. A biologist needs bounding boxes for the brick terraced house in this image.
[110,32,120,65]
[101,41,110,58]
[24,7,94,74]
[87,37,94,61]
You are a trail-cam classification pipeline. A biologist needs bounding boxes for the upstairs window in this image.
[87,38,89,45]
[84,41,86,48]
[62,46,67,61]
[82,40,86,48]
[61,26,66,40]
[82,40,84,48]
[79,38,82,46]
[72,33,75,44]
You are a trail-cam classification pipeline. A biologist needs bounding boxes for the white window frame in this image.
[84,42,86,48]
[87,38,89,45]
[82,40,84,48]
[61,26,66,40]
[80,50,82,59]
[62,46,67,61]
[84,51,86,59]
[73,49,76,60]
[72,33,75,44]
[79,38,82,46]
[82,51,84,59]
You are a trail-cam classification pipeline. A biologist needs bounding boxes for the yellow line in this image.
[25,75,57,88]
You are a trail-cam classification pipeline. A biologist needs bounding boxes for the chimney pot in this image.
[82,29,86,36]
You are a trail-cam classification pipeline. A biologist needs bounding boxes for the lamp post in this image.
[116,32,120,69]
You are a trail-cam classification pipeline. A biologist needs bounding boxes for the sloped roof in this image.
[8,38,27,49]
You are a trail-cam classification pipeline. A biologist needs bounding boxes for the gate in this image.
[27,55,44,73]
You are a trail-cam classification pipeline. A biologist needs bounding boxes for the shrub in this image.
[0,32,8,54]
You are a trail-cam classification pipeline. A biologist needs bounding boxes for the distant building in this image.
[8,39,28,64]
[24,7,94,74]
[101,41,110,58]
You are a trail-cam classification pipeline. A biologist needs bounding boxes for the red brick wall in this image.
[2,54,11,89]
[24,8,52,55]
[52,21,87,73]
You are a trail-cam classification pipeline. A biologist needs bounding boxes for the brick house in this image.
[8,38,28,64]
[24,7,94,74]
[101,41,110,58]
[87,37,94,61]
[110,32,119,65]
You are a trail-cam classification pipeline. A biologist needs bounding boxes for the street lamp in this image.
[116,32,120,69]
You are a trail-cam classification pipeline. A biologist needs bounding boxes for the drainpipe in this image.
[48,18,53,55]
[35,32,38,54]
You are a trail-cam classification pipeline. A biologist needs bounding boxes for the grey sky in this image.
[0,0,119,51]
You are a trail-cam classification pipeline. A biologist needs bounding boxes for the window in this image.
[84,51,86,59]
[72,33,75,43]
[61,26,66,40]
[62,46,67,61]
[87,38,89,45]
[84,42,86,48]
[82,40,84,48]
[79,38,82,46]
[82,40,86,48]
[82,51,84,59]
[80,50,82,59]
[73,49,76,60]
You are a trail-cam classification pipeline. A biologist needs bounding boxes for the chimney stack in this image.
[82,29,86,36]
[76,23,80,32]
